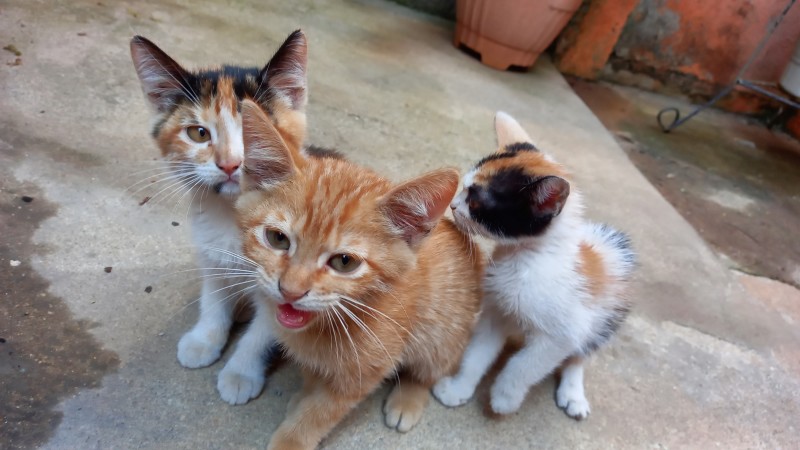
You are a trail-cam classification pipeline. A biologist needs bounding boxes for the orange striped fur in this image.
[236,100,483,449]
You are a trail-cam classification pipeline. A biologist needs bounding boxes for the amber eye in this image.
[186,126,211,143]
[468,199,480,210]
[328,254,362,273]
[265,229,290,250]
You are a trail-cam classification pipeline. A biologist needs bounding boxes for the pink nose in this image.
[279,284,308,303]
[217,162,240,176]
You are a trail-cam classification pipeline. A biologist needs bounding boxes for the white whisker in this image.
[336,302,398,386]
[331,304,362,391]
[339,296,412,338]
[168,282,256,322]
[125,170,193,193]
[201,247,259,267]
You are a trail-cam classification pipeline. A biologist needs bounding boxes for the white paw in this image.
[432,377,474,407]
[177,331,224,368]
[217,365,265,405]
[490,382,525,415]
[556,385,590,420]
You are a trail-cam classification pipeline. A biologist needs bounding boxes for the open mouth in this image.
[276,303,315,329]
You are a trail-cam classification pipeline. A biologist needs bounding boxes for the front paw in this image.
[177,331,225,368]
[383,385,429,433]
[432,377,473,407]
[217,364,265,405]
[556,384,591,420]
[490,382,525,415]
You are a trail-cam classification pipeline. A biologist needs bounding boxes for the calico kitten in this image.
[433,112,635,419]
[233,100,482,449]
[130,30,316,404]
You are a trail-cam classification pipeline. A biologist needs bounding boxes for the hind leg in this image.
[490,334,573,415]
[556,356,590,420]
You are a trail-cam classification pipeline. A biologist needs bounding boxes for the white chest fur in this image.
[484,240,593,345]
[189,195,243,268]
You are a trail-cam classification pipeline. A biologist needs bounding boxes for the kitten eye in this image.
[468,199,480,210]
[328,254,362,273]
[186,126,211,143]
[265,229,290,250]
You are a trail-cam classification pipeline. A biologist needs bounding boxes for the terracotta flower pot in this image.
[455,0,583,70]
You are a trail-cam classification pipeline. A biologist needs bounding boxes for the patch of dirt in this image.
[0,134,120,449]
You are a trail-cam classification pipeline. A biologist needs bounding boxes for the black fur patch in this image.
[151,115,171,138]
[305,145,345,160]
[580,304,630,354]
[505,142,537,152]
[475,152,517,167]
[196,66,263,101]
[467,167,556,237]
[599,223,636,268]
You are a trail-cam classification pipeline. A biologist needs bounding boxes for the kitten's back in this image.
[580,223,635,285]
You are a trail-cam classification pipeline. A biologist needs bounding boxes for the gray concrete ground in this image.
[572,79,800,291]
[1,0,798,448]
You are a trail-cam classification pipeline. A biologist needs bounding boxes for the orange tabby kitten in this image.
[233,99,482,449]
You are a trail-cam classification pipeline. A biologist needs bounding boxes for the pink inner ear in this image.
[540,191,562,211]
[383,169,459,245]
[386,200,426,243]
[532,176,570,215]
[240,100,296,187]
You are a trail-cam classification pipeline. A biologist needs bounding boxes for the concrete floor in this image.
[572,79,800,290]
[1,0,798,449]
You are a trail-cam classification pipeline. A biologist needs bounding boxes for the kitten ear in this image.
[130,36,192,113]
[241,99,300,189]
[381,168,460,247]
[528,176,570,217]
[261,30,308,110]
[494,111,533,149]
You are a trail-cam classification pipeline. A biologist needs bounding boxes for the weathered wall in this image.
[555,0,800,125]
[613,0,800,90]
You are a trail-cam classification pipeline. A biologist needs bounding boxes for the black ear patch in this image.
[130,35,196,114]
[260,29,307,110]
[467,168,570,238]
[505,142,537,152]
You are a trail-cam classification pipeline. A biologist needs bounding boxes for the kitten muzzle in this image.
[276,303,315,329]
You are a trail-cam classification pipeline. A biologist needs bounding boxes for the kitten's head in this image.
[236,100,458,331]
[130,30,308,197]
[451,112,571,242]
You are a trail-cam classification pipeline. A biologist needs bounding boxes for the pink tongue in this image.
[277,303,314,329]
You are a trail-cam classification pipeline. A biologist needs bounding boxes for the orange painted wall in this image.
[556,0,640,79]
[613,0,800,87]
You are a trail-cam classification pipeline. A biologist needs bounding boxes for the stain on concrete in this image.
[0,135,119,449]
[571,79,800,288]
